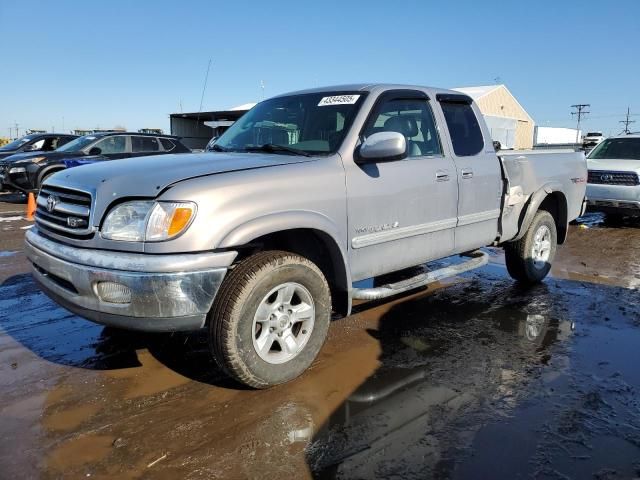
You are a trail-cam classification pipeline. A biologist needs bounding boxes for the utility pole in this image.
[260,80,265,101]
[14,121,19,139]
[571,104,590,144]
[619,106,636,135]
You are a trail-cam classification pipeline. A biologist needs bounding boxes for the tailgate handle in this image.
[436,170,450,182]
[461,169,474,179]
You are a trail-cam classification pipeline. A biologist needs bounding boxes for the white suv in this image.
[583,131,605,149]
[586,134,640,217]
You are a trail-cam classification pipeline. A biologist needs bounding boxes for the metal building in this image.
[169,103,255,150]
[453,85,535,150]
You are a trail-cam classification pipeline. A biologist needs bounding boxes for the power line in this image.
[619,106,636,134]
[571,104,590,143]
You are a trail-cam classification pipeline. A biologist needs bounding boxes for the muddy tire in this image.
[504,210,557,285]
[209,251,331,389]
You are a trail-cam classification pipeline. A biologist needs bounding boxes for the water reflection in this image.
[308,282,575,478]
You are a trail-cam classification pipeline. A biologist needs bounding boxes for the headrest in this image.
[384,116,419,138]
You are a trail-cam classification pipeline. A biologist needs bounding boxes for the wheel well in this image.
[38,167,64,187]
[234,229,349,317]
[539,192,568,244]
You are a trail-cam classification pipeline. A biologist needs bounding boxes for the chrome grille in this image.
[36,185,94,237]
[587,170,640,186]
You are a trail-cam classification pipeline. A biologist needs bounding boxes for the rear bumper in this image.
[24,228,235,332]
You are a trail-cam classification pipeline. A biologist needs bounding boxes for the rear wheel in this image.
[504,210,557,285]
[209,251,331,389]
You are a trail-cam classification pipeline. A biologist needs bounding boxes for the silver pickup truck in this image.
[25,84,587,388]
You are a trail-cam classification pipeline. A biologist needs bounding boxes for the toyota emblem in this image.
[46,195,59,213]
[600,174,613,182]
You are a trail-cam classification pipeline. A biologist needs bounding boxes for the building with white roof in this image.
[453,84,535,149]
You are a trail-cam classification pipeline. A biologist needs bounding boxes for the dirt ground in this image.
[1,192,639,479]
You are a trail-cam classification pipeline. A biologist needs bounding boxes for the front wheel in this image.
[209,251,331,389]
[504,210,557,285]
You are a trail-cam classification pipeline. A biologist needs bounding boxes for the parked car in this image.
[586,134,640,217]
[0,133,78,191]
[582,131,605,149]
[25,84,586,388]
[2,132,189,192]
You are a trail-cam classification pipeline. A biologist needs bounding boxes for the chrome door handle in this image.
[461,169,474,179]
[436,171,450,182]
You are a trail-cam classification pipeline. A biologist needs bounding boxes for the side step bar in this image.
[351,250,489,301]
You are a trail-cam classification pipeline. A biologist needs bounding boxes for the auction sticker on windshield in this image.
[318,95,360,106]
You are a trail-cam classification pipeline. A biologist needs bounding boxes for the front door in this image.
[344,90,459,281]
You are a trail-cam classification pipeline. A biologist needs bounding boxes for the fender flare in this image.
[512,182,564,242]
[218,210,352,311]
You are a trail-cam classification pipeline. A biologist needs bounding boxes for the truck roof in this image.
[273,83,464,99]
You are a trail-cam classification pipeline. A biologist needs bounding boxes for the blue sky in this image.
[1,0,638,137]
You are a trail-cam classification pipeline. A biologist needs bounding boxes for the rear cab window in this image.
[440,100,484,156]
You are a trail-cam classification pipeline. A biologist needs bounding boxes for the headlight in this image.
[9,167,26,174]
[101,201,196,242]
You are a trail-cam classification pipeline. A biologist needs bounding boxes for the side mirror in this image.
[493,141,502,151]
[357,132,407,163]
[88,147,102,156]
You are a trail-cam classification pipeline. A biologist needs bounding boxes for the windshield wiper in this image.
[244,143,311,157]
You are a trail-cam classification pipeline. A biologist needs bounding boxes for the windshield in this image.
[586,132,602,137]
[588,138,640,160]
[55,135,100,152]
[214,92,366,155]
[0,134,38,151]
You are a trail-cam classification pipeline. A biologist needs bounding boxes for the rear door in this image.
[344,90,459,281]
[436,95,503,251]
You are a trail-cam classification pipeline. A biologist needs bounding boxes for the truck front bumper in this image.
[586,183,640,214]
[24,229,237,332]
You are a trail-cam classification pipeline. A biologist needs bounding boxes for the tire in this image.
[504,210,557,285]
[209,250,331,389]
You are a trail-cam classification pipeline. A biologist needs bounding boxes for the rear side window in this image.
[132,136,160,153]
[159,138,175,151]
[441,102,484,156]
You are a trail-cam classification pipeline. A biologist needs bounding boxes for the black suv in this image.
[1,132,190,192]
[0,133,78,191]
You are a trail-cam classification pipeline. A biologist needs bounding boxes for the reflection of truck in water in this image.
[26,83,586,388]
[307,289,575,477]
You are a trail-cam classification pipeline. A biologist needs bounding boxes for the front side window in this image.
[94,136,127,154]
[588,138,640,160]
[363,98,442,157]
[441,102,484,156]
[25,139,45,151]
[215,92,366,155]
[132,136,159,153]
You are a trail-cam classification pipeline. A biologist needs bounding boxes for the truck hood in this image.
[587,158,640,173]
[47,151,319,200]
